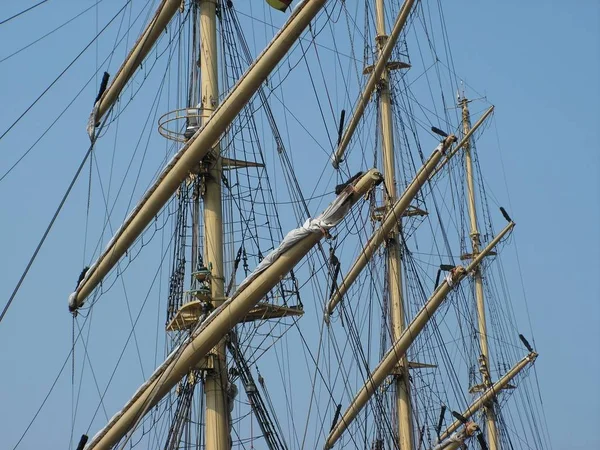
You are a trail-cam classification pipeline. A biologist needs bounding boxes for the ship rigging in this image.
[0,1,551,450]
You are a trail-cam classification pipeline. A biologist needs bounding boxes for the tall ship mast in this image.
[373,0,413,447]
[0,1,552,450]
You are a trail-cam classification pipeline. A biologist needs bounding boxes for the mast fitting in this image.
[94,72,110,106]
[519,334,534,352]
[500,207,512,222]
[75,434,89,450]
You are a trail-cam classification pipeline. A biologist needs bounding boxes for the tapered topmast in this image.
[460,95,499,450]
[373,0,414,447]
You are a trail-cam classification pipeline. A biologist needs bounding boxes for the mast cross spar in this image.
[84,170,383,450]
[324,219,516,449]
[69,0,331,313]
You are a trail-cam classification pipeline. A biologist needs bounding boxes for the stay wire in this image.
[0,0,104,64]
[83,11,188,270]
[70,305,97,449]
[11,305,93,450]
[0,0,131,142]
[4,3,162,315]
[85,231,174,435]
[0,137,99,325]
[0,0,144,184]
[84,143,94,264]
[0,0,49,26]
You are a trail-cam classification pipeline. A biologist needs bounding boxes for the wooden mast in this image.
[326,108,495,317]
[439,350,538,441]
[69,0,332,312]
[331,0,415,168]
[199,0,229,447]
[460,96,499,449]
[93,0,182,124]
[373,0,413,446]
[85,170,383,450]
[77,2,341,448]
[325,221,516,449]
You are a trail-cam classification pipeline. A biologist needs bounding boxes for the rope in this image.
[0,0,50,26]
[0,1,131,142]
[0,140,96,325]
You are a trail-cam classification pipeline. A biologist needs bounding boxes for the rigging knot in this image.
[441,134,457,154]
[319,225,332,239]
[445,266,465,287]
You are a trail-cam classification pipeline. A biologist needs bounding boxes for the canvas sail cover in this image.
[267,0,293,12]
[85,178,366,448]
[236,183,356,293]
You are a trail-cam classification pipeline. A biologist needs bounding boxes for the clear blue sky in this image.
[0,1,598,449]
